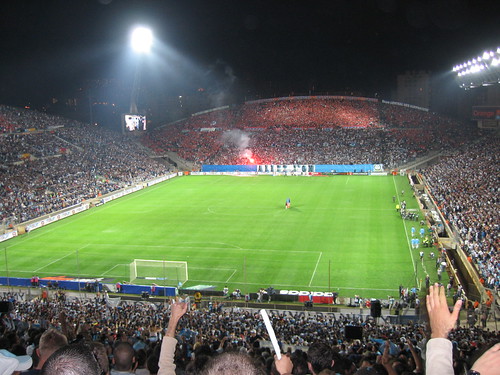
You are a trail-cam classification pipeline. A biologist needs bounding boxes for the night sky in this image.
[1,0,499,107]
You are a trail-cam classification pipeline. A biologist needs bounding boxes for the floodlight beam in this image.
[128,26,154,114]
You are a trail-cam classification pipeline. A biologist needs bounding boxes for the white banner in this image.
[101,185,143,204]
[257,164,314,173]
[0,231,18,243]
[25,203,90,232]
[279,290,336,297]
[147,173,178,187]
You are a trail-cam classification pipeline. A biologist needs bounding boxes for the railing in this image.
[415,173,486,303]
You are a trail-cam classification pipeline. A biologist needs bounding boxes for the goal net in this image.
[129,259,188,287]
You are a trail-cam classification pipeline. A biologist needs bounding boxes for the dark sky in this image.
[1,0,499,106]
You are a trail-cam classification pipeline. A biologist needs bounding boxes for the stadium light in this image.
[131,27,153,54]
[452,46,500,89]
[126,26,154,127]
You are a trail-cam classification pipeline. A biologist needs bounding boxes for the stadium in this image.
[0,1,499,375]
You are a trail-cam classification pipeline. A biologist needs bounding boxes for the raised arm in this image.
[407,339,422,373]
[158,301,188,375]
[426,283,462,339]
[165,301,188,338]
[381,341,398,375]
[425,283,462,375]
[59,310,75,342]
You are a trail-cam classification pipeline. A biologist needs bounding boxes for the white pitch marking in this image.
[392,175,419,284]
[100,264,127,276]
[225,269,237,283]
[34,244,89,272]
[308,251,323,287]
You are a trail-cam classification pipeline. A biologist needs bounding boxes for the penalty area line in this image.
[34,244,89,273]
[308,252,323,287]
[100,264,128,277]
[225,269,237,283]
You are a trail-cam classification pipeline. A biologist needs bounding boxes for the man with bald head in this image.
[24,328,68,374]
[111,341,136,375]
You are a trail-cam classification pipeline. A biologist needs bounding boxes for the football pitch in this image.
[1,175,439,299]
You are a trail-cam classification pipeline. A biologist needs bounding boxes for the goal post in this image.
[129,259,188,287]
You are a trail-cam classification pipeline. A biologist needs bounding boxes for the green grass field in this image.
[1,175,440,299]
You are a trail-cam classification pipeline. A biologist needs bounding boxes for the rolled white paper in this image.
[260,309,281,359]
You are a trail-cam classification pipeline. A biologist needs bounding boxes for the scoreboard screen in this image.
[123,114,147,132]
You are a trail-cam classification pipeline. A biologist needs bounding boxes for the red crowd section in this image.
[141,97,473,166]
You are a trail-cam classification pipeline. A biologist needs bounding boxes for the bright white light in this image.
[471,65,480,73]
[452,47,500,88]
[131,27,153,54]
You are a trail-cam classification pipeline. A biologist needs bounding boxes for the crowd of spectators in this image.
[0,109,170,224]
[0,105,82,133]
[143,126,406,166]
[0,288,497,374]
[141,97,473,168]
[421,135,499,290]
[0,100,498,374]
[234,98,381,129]
[0,133,65,164]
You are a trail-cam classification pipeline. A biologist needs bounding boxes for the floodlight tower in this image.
[452,47,500,89]
[129,26,153,114]
[451,46,500,129]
